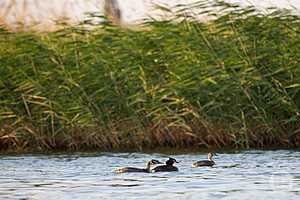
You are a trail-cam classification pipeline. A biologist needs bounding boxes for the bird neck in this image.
[166,160,173,166]
[145,161,151,171]
[208,154,213,161]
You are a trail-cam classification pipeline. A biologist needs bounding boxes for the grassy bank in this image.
[0,1,299,152]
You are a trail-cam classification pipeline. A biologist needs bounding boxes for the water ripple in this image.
[0,150,299,200]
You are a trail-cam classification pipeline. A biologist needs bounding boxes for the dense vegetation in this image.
[0,1,299,152]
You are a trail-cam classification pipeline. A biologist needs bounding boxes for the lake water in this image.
[0,150,299,200]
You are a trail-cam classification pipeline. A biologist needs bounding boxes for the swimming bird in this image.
[151,157,179,172]
[114,159,162,173]
[192,152,216,167]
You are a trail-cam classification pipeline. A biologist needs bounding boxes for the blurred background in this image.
[1,0,300,29]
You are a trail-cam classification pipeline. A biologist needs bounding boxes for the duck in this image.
[114,159,162,173]
[151,157,179,172]
[192,152,216,167]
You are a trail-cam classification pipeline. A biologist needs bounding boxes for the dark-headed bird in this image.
[151,157,179,172]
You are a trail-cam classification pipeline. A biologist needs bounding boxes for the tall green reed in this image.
[0,0,299,152]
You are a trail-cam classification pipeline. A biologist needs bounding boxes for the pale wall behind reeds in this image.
[0,0,299,29]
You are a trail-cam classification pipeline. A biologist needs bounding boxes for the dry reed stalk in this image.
[21,0,27,24]
[0,0,16,23]
[21,94,32,119]
[104,0,121,25]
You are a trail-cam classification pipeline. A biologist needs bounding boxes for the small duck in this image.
[114,159,162,173]
[151,157,179,172]
[192,152,216,167]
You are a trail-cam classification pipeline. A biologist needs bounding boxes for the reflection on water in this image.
[0,150,300,200]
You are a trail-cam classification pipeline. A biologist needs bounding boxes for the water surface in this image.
[0,150,299,200]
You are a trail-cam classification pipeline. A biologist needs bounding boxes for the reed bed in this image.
[0,1,299,152]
